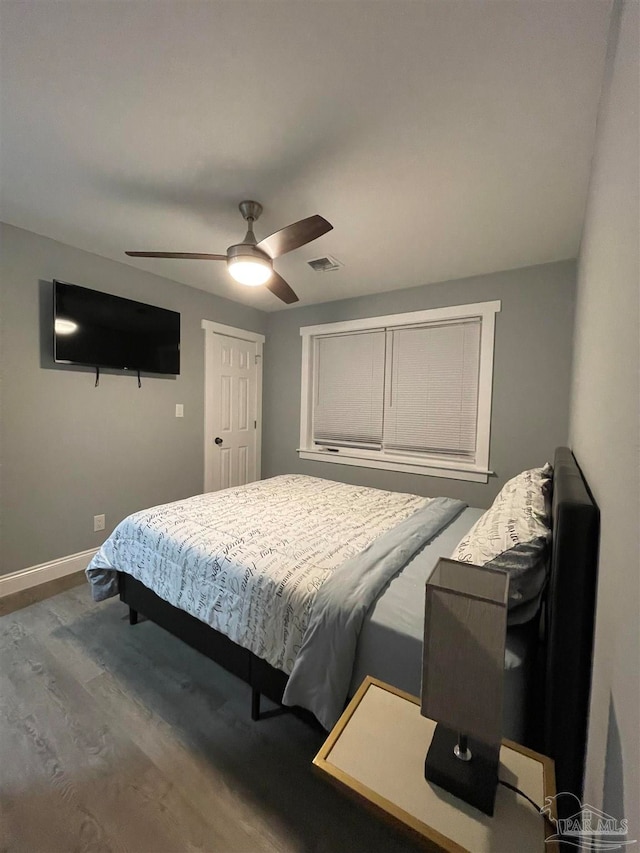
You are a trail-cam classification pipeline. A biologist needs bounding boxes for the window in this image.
[299,301,500,482]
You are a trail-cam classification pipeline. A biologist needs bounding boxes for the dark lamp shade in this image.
[421,558,509,748]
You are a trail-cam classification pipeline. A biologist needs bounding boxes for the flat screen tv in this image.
[54,281,180,375]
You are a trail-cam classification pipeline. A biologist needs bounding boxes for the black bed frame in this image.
[119,446,599,800]
[121,571,289,722]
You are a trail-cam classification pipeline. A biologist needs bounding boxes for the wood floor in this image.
[0,585,424,853]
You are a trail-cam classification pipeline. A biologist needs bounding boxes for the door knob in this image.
[214,437,223,446]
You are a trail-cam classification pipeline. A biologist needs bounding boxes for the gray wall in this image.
[0,223,266,575]
[569,0,639,840]
[263,260,576,507]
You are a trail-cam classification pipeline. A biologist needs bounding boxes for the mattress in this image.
[350,507,537,742]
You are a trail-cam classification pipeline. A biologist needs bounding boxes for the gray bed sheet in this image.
[350,507,538,742]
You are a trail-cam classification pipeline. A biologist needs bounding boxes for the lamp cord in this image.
[497,779,541,815]
[498,779,558,832]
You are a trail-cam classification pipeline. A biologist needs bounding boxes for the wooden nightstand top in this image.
[313,676,558,853]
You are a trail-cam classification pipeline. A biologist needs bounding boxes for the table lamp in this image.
[421,558,509,816]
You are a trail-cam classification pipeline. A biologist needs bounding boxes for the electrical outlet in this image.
[94,514,105,532]
[175,404,184,418]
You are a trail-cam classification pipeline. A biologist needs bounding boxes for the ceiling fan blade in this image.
[125,251,227,260]
[256,215,332,259]
[265,272,299,304]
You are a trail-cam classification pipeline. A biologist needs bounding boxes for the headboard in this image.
[543,447,599,799]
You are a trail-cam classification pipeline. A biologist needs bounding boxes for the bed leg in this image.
[129,607,138,626]
[251,688,261,721]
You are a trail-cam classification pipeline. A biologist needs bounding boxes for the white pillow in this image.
[451,464,553,620]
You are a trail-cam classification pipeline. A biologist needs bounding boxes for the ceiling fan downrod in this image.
[239,200,262,245]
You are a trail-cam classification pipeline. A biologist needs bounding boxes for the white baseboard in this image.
[0,548,99,598]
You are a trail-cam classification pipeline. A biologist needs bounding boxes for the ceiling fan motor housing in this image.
[226,243,272,267]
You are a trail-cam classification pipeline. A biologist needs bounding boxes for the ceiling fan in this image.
[125,201,332,304]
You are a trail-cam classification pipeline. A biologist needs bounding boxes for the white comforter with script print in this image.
[86,475,429,674]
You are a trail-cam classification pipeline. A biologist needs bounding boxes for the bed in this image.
[86,447,598,802]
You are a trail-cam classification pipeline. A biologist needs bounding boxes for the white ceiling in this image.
[0,1,611,311]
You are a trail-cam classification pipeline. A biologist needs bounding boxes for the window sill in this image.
[297,448,491,483]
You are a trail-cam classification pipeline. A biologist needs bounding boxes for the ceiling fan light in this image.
[228,256,272,286]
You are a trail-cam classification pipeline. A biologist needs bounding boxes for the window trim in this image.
[299,301,500,483]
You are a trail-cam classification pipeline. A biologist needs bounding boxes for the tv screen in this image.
[54,281,180,375]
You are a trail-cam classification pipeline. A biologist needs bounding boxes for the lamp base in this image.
[425,724,500,816]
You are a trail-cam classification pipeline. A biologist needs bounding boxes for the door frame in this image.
[201,320,265,492]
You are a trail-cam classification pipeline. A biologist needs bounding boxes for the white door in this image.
[203,323,264,492]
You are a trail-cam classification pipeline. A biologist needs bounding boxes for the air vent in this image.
[307,255,343,272]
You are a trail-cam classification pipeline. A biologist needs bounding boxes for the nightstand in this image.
[313,676,558,852]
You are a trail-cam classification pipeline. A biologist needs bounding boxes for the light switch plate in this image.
[175,404,184,418]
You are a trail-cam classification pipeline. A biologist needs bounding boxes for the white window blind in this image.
[300,301,499,481]
[313,331,386,447]
[383,319,481,458]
